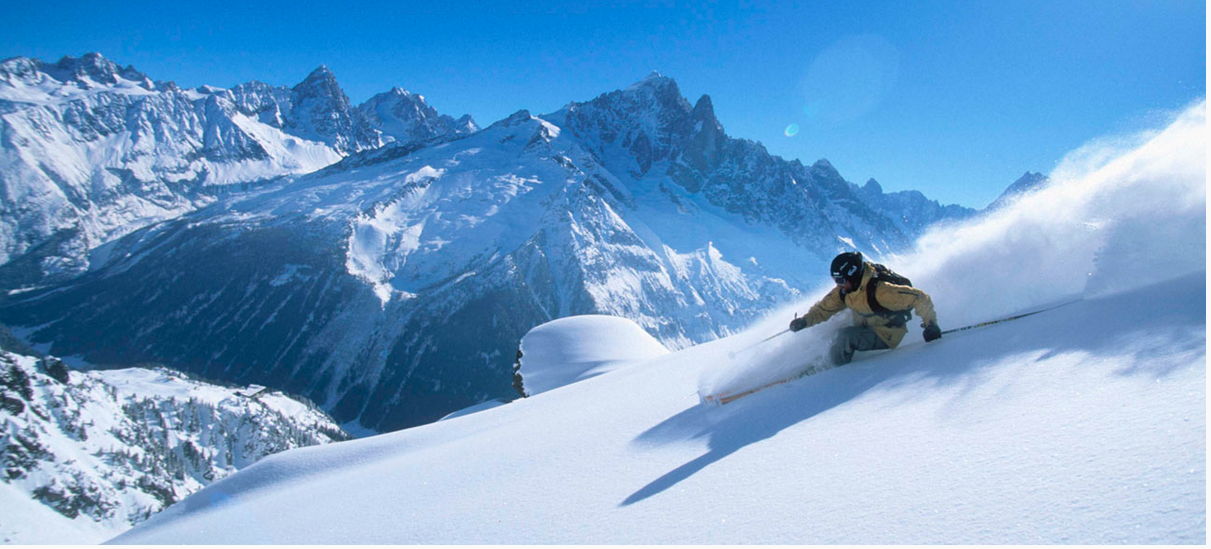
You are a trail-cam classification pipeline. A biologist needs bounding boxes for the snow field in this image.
[111,273,1205,543]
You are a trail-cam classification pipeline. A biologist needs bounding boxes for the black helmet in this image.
[830,251,864,287]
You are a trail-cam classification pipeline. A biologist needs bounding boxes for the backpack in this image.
[866,263,913,327]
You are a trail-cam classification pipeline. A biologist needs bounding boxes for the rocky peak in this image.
[228,80,292,126]
[628,70,673,89]
[623,72,689,115]
[494,109,535,128]
[48,52,148,87]
[987,171,1050,211]
[862,178,884,195]
[0,56,41,85]
[54,52,120,83]
[811,158,842,180]
[0,53,150,90]
[452,114,478,133]
[691,94,721,130]
[293,65,343,100]
[561,72,695,166]
[289,65,378,153]
[1009,171,1048,193]
[362,87,422,111]
[684,94,726,173]
[357,86,477,146]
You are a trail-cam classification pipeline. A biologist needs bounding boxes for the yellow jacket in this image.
[800,262,938,348]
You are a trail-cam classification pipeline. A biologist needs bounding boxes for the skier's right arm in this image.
[795,288,846,329]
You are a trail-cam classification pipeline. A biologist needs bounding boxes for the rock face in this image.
[0,337,348,543]
[0,53,476,287]
[0,69,978,434]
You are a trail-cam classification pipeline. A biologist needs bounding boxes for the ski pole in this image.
[941,299,1081,335]
[728,317,795,359]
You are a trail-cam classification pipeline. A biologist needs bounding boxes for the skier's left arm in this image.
[875,283,941,337]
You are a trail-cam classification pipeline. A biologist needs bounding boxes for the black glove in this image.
[789,316,808,332]
[923,322,942,342]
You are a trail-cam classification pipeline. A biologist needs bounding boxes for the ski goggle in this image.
[832,276,848,285]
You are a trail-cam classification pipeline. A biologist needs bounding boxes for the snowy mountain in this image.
[0,73,980,434]
[283,66,381,154]
[855,178,976,234]
[358,87,478,146]
[556,72,960,254]
[986,171,1050,211]
[107,98,1206,544]
[0,338,348,544]
[0,53,477,287]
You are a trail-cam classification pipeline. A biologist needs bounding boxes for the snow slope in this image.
[110,100,1204,544]
[106,273,1207,544]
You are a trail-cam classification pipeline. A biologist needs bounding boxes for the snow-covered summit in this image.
[288,65,379,154]
[358,87,479,146]
[559,73,951,254]
[0,52,154,96]
[627,70,676,90]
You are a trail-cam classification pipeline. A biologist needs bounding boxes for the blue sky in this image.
[2,1,1204,208]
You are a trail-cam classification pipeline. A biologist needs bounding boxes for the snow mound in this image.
[518,315,669,396]
[438,399,507,422]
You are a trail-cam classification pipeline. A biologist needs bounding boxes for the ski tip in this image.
[698,393,722,407]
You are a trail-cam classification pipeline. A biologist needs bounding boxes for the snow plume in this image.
[701,98,1205,399]
[698,314,847,400]
[898,98,1205,331]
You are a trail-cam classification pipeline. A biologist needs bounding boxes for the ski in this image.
[701,300,1083,406]
[700,380,787,406]
[699,363,827,406]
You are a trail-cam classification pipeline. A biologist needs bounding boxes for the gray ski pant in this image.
[831,326,890,365]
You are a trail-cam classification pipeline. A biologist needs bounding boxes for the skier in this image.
[789,252,942,365]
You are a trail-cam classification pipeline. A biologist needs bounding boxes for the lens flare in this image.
[800,34,900,126]
[784,124,800,137]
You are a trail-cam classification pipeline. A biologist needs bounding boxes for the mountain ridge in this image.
[0,52,477,286]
